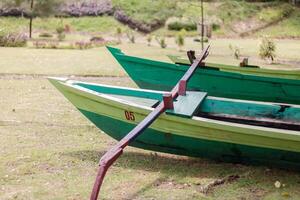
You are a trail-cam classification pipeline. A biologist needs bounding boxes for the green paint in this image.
[107,46,300,104]
[75,82,163,100]
[79,109,300,169]
[166,91,207,118]
[48,77,300,169]
[168,55,300,80]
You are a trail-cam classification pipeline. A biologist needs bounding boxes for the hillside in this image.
[1,0,300,38]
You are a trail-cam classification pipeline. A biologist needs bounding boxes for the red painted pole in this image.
[90,45,210,200]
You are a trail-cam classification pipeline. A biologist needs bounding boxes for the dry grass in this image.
[1,42,300,199]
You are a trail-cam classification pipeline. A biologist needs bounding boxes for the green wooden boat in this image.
[107,46,300,105]
[167,55,300,80]
[49,77,300,169]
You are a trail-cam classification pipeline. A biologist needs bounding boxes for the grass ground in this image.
[1,38,300,77]
[1,1,300,38]
[1,41,300,200]
[0,16,127,34]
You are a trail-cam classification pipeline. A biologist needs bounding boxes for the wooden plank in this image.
[166,91,207,117]
[90,45,210,200]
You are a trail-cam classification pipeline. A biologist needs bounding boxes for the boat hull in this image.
[49,78,300,169]
[108,47,300,104]
[168,55,300,80]
[80,108,300,169]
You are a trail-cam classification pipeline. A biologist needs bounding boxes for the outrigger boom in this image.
[90,45,210,200]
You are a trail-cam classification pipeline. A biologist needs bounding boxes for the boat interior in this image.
[74,81,300,131]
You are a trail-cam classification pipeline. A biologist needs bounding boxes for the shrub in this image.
[259,37,276,63]
[147,35,152,46]
[166,17,197,31]
[175,31,185,51]
[212,23,220,31]
[39,33,53,38]
[33,41,59,49]
[155,36,167,49]
[74,41,92,50]
[56,26,65,41]
[193,37,209,43]
[116,27,122,43]
[90,36,105,42]
[126,30,135,43]
[0,32,27,47]
[90,36,106,47]
[229,44,241,60]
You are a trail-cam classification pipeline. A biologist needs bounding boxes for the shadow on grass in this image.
[65,149,261,178]
[64,149,300,199]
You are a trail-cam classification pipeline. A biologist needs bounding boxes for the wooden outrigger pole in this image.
[90,45,210,200]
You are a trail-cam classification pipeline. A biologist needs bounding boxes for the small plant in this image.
[147,35,152,46]
[116,27,122,43]
[33,41,47,49]
[74,41,92,50]
[194,37,209,43]
[39,32,53,38]
[155,36,167,49]
[0,32,27,47]
[64,24,71,33]
[259,37,276,63]
[166,17,197,31]
[33,41,59,49]
[48,41,59,49]
[175,31,185,51]
[56,26,65,41]
[126,30,135,43]
[229,44,241,60]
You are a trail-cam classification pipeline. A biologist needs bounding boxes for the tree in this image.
[175,30,185,51]
[259,37,276,64]
[116,27,122,43]
[4,0,60,38]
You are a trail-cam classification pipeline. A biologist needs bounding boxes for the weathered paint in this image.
[107,46,300,104]
[48,77,300,169]
[168,55,300,80]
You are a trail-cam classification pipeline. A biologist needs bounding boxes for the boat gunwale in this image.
[111,48,300,85]
[66,77,300,109]
[50,78,300,140]
[167,55,300,75]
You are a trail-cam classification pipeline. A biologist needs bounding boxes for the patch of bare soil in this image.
[198,174,240,194]
[232,18,265,34]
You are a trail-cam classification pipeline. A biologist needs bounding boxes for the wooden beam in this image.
[90,45,210,200]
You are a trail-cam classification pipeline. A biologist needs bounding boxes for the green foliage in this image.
[258,3,294,22]
[175,29,185,51]
[116,27,122,35]
[112,0,178,24]
[74,41,92,50]
[126,30,135,43]
[194,37,208,43]
[147,34,152,46]
[166,17,197,31]
[259,37,276,63]
[39,32,53,38]
[116,27,122,43]
[56,26,65,41]
[218,0,260,23]
[33,40,58,49]
[212,23,220,31]
[155,36,167,48]
[56,26,64,34]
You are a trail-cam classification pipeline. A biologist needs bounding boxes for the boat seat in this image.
[166,91,207,118]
